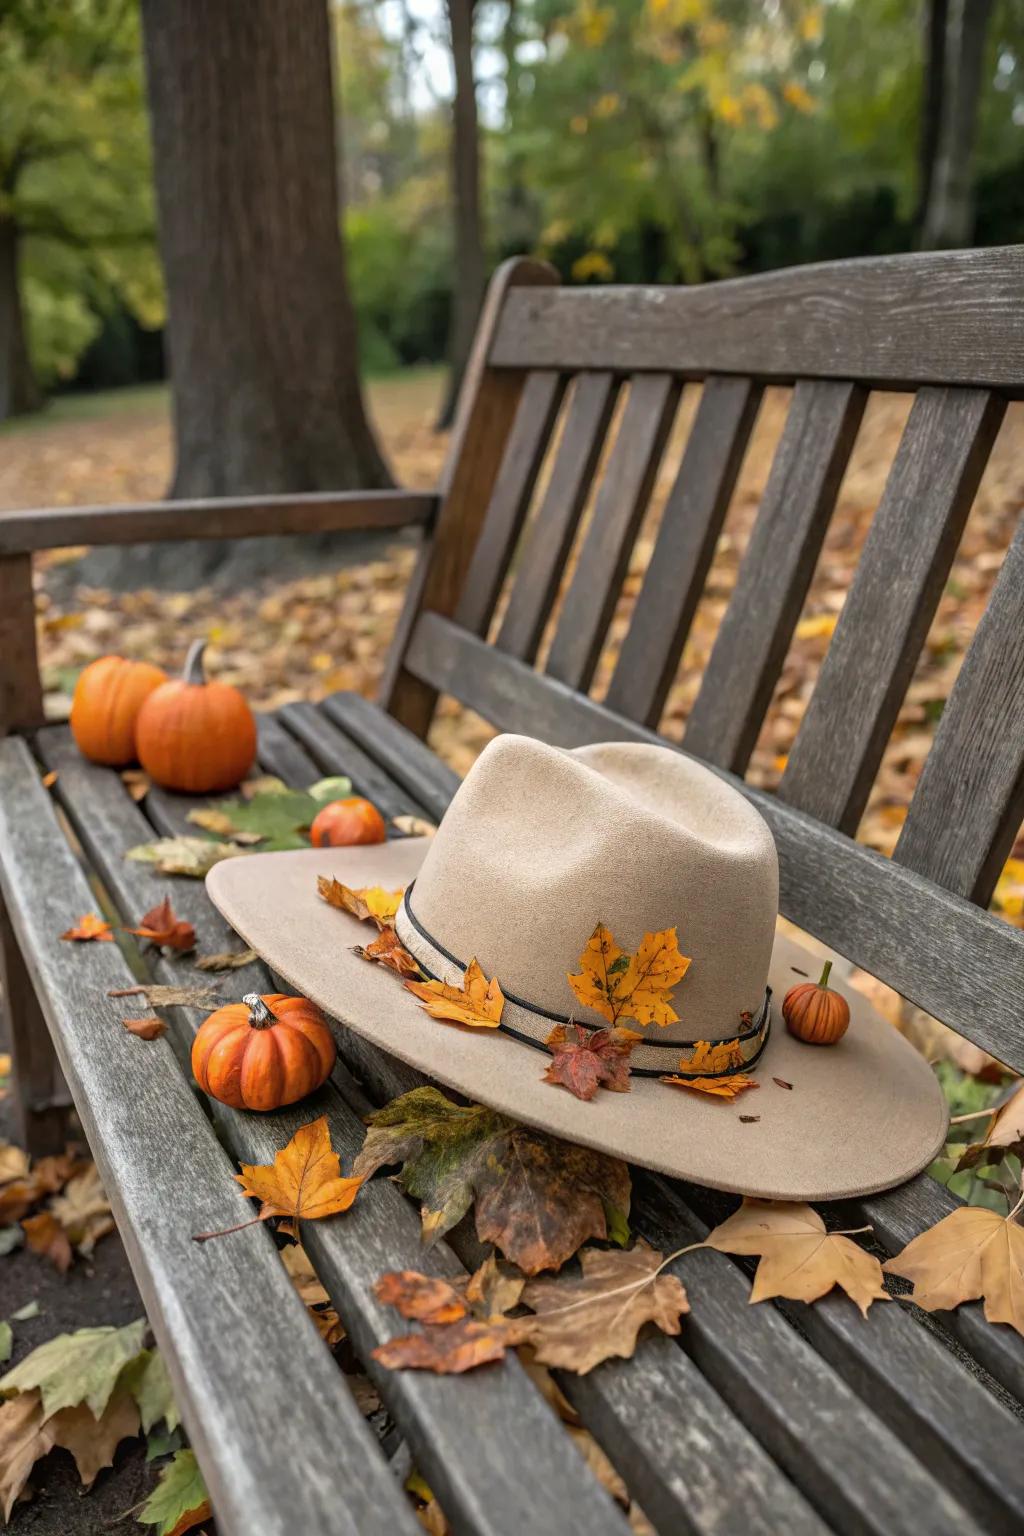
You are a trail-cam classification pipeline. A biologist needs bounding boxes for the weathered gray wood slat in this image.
[0,736,417,1536]
[544,373,680,691]
[404,614,1024,1072]
[255,710,323,788]
[487,247,1024,392]
[683,381,866,773]
[778,388,1006,832]
[604,377,763,724]
[496,372,619,662]
[275,700,431,821]
[893,508,1024,904]
[321,690,461,825]
[455,369,567,636]
[36,728,631,1536]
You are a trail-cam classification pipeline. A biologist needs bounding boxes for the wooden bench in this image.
[2,247,1024,1535]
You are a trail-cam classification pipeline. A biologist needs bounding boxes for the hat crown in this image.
[406,734,779,1043]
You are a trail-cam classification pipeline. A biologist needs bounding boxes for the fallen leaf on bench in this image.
[660,1073,760,1099]
[120,768,152,802]
[225,1116,361,1234]
[955,1082,1024,1173]
[543,1022,641,1100]
[60,912,114,943]
[281,1242,330,1307]
[241,774,287,799]
[406,958,505,1028]
[194,947,258,971]
[392,814,437,839]
[139,1448,211,1536]
[465,1254,525,1320]
[317,875,403,926]
[374,1316,517,1374]
[123,1015,167,1041]
[0,1318,147,1418]
[354,1086,631,1274]
[109,983,221,1009]
[568,923,690,1028]
[190,783,349,851]
[352,924,423,979]
[374,1271,468,1325]
[883,1203,1024,1333]
[125,896,196,953]
[704,1199,888,1317]
[126,835,250,877]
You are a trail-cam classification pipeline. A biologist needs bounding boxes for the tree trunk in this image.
[0,218,42,422]
[920,0,994,249]
[914,0,949,238]
[140,0,390,498]
[436,0,486,432]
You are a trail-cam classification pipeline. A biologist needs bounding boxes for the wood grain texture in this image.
[0,554,43,736]
[604,376,762,724]
[893,508,1024,904]
[320,690,461,826]
[0,491,435,554]
[405,614,1024,1069]
[455,369,567,635]
[0,736,417,1536]
[779,388,1005,832]
[683,381,866,772]
[380,258,558,737]
[496,372,619,662]
[255,709,324,787]
[544,373,680,691]
[276,700,431,822]
[488,246,1024,392]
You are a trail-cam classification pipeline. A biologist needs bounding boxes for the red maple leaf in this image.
[126,895,196,952]
[542,1021,642,1101]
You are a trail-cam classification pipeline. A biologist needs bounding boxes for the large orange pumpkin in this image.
[135,639,257,793]
[192,992,336,1111]
[70,656,167,766]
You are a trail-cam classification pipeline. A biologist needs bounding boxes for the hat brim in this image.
[207,840,949,1202]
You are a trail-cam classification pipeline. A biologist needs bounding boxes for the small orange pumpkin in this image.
[135,639,257,794]
[310,796,387,847]
[192,992,336,1111]
[70,655,167,766]
[782,960,850,1046]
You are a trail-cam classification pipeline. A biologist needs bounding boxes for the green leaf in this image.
[0,1227,23,1257]
[139,1449,211,1536]
[0,1319,146,1419]
[11,1302,39,1322]
[308,776,353,804]
[145,1426,183,1462]
[195,790,324,850]
[123,1348,180,1434]
[0,1324,11,1365]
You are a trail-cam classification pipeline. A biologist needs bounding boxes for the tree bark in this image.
[0,218,42,422]
[920,0,994,249]
[914,0,949,238]
[140,0,390,497]
[436,0,486,431]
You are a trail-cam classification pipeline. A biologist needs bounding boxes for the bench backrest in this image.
[382,247,1024,1074]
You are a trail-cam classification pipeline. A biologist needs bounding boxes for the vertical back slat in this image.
[496,371,619,663]
[455,370,567,636]
[778,388,1005,832]
[604,376,762,725]
[682,380,867,772]
[893,507,1024,905]
[544,373,680,691]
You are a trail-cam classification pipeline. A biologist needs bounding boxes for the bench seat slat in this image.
[322,692,461,825]
[0,735,417,1536]
[276,701,432,822]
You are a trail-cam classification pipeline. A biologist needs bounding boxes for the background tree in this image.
[921,0,996,247]
[140,0,389,498]
[436,0,486,429]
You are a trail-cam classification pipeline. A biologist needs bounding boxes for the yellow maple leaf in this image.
[317,876,403,927]
[660,1074,759,1100]
[883,1205,1024,1333]
[405,959,505,1028]
[705,1198,889,1317]
[568,923,690,1027]
[234,1116,362,1223]
[687,1038,746,1074]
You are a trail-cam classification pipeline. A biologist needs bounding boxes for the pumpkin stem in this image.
[182,639,208,686]
[818,960,833,989]
[244,992,278,1029]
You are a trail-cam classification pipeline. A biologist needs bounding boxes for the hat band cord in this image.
[396,885,772,1080]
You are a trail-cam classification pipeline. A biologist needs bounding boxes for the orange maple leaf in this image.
[405,958,504,1028]
[373,1271,468,1325]
[61,913,114,943]
[353,924,423,979]
[568,923,690,1027]
[235,1115,363,1224]
[122,1016,166,1041]
[125,895,196,952]
[687,1037,746,1074]
[543,1022,642,1101]
[660,1073,760,1099]
[318,876,403,927]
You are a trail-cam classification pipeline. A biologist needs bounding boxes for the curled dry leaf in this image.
[543,1022,641,1101]
[123,1016,167,1041]
[465,1254,525,1320]
[374,1317,515,1375]
[883,1203,1024,1333]
[108,983,221,1009]
[405,958,504,1028]
[234,1115,363,1225]
[21,1212,73,1273]
[956,1081,1024,1173]
[660,1073,760,1100]
[0,1151,89,1226]
[568,924,690,1027]
[120,768,151,802]
[392,814,437,839]
[126,835,250,878]
[374,1271,468,1325]
[51,1165,114,1258]
[353,924,423,980]
[125,896,196,953]
[194,947,258,972]
[61,913,114,943]
[318,875,403,926]
[704,1198,888,1318]
[0,1144,30,1185]
[281,1242,331,1307]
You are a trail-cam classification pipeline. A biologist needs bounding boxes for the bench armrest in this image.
[0,488,437,553]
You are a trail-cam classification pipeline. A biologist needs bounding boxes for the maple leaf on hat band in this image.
[568,923,691,1028]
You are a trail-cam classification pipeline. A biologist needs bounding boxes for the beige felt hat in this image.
[207,734,948,1201]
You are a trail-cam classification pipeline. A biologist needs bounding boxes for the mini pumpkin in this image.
[70,655,167,766]
[192,992,336,1111]
[782,960,850,1046]
[310,796,387,847]
[135,639,257,794]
